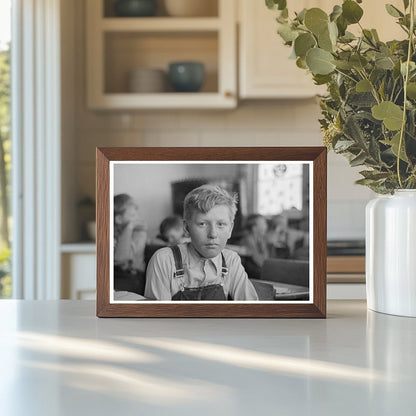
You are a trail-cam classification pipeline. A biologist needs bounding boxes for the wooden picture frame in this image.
[96,147,327,318]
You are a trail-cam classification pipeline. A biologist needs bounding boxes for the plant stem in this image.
[397,0,415,188]
[358,69,381,104]
[334,68,358,84]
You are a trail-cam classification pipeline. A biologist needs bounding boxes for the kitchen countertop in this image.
[0,300,415,415]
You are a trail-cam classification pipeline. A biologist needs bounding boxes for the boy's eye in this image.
[218,222,226,228]
[198,222,206,227]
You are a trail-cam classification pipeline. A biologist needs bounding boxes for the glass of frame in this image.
[96,147,327,317]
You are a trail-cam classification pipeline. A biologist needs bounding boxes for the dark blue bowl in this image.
[168,62,205,92]
[114,0,157,17]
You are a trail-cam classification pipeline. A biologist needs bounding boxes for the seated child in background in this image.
[240,214,270,280]
[266,214,290,259]
[154,215,188,245]
[267,214,309,259]
[114,193,147,295]
[145,185,258,301]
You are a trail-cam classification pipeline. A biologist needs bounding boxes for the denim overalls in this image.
[170,245,229,301]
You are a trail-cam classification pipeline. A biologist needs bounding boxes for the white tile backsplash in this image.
[142,130,200,147]
[328,199,369,240]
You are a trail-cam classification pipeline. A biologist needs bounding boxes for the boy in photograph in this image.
[145,185,259,301]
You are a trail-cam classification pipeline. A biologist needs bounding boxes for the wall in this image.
[61,0,375,243]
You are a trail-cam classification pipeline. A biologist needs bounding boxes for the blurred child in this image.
[113,193,147,295]
[155,215,187,245]
[240,213,269,280]
[266,214,290,259]
[145,185,258,301]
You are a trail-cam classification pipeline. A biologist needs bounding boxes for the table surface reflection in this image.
[0,300,415,416]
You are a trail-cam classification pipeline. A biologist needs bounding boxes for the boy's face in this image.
[185,204,233,258]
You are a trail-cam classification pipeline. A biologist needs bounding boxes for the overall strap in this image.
[170,245,184,278]
[221,253,228,279]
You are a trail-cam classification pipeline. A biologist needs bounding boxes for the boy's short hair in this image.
[183,184,238,222]
[159,215,183,237]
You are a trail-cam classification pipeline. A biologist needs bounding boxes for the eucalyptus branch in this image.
[390,79,398,102]
[393,85,404,104]
[398,24,410,35]
[334,68,359,84]
[397,0,415,188]
[267,0,416,193]
[358,69,381,105]
[359,23,378,49]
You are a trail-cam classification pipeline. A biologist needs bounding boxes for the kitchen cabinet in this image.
[327,255,365,282]
[238,0,325,99]
[86,0,237,109]
[238,0,404,99]
[327,255,366,299]
[61,245,96,300]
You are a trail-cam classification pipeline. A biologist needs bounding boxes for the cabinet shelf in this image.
[101,17,221,32]
[91,92,235,110]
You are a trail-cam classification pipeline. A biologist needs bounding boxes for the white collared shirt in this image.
[145,243,258,301]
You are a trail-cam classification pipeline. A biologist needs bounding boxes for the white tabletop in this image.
[0,300,415,416]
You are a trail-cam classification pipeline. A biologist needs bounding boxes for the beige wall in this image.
[61,0,374,243]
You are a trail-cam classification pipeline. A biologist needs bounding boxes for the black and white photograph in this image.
[110,160,312,303]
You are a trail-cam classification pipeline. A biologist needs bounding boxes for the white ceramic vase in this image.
[366,190,416,317]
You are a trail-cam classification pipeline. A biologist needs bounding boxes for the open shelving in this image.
[86,0,237,109]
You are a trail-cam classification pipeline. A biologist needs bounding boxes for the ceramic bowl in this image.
[168,61,205,92]
[128,68,167,93]
[114,0,158,17]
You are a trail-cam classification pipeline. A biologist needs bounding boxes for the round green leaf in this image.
[375,56,395,70]
[294,33,316,58]
[296,8,307,23]
[356,80,372,92]
[336,15,348,36]
[389,132,408,162]
[401,61,416,76]
[317,21,338,52]
[350,54,368,70]
[330,5,342,22]
[313,74,332,85]
[304,8,328,35]
[296,57,308,69]
[333,60,352,70]
[407,82,416,99]
[385,4,403,18]
[371,101,404,131]
[305,48,335,75]
[328,21,338,43]
[277,23,298,43]
[318,28,334,52]
[266,0,287,11]
[342,0,363,24]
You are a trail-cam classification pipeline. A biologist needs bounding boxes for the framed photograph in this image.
[96,147,327,318]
